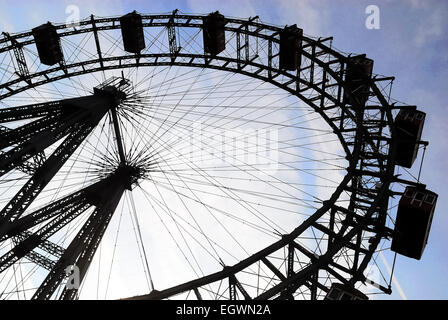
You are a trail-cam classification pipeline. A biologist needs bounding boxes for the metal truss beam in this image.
[2,32,30,81]
[0,125,45,175]
[0,111,64,150]
[32,171,129,300]
[15,231,65,258]
[0,101,63,124]
[24,250,56,271]
[0,167,132,276]
[167,9,180,62]
[90,15,104,69]
[0,123,93,224]
[0,93,114,178]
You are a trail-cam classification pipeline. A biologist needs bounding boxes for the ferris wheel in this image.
[0,10,437,300]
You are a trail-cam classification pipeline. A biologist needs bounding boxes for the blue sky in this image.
[0,0,447,299]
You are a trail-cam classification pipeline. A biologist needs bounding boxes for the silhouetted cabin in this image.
[394,109,425,168]
[279,24,303,71]
[32,22,64,66]
[343,56,373,107]
[391,186,438,260]
[120,11,145,54]
[203,11,226,55]
[324,283,368,300]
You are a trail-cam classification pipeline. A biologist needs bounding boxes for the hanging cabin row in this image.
[390,108,438,260]
[341,55,438,261]
[342,57,426,169]
[30,11,305,68]
[30,11,148,66]
[325,184,438,299]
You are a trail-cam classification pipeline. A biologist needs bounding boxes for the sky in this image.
[0,0,447,300]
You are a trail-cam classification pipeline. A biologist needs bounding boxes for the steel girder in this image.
[0,92,122,277]
[32,170,130,300]
[0,168,131,299]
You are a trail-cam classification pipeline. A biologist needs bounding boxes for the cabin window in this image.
[405,189,414,198]
[414,192,425,201]
[405,112,414,121]
[424,195,435,204]
[340,292,353,300]
[328,288,341,300]
[416,113,424,120]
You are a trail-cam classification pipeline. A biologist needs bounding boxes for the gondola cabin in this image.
[120,11,145,54]
[394,109,425,168]
[343,56,373,107]
[203,11,226,55]
[279,24,303,71]
[391,186,438,260]
[32,22,64,66]
[324,283,368,300]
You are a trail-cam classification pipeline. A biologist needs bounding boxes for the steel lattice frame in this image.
[0,11,420,300]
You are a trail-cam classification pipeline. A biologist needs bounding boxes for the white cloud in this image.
[414,9,445,47]
[276,0,328,37]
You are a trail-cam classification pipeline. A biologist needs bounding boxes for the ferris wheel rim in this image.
[0,11,402,300]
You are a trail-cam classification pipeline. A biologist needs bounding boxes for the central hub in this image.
[97,85,127,105]
[114,164,143,190]
[93,85,127,106]
[93,76,131,106]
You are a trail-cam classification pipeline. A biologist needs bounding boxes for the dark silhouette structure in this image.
[0,10,437,300]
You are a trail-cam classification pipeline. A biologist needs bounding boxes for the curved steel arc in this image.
[0,56,352,156]
[126,174,353,300]
[0,15,391,162]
